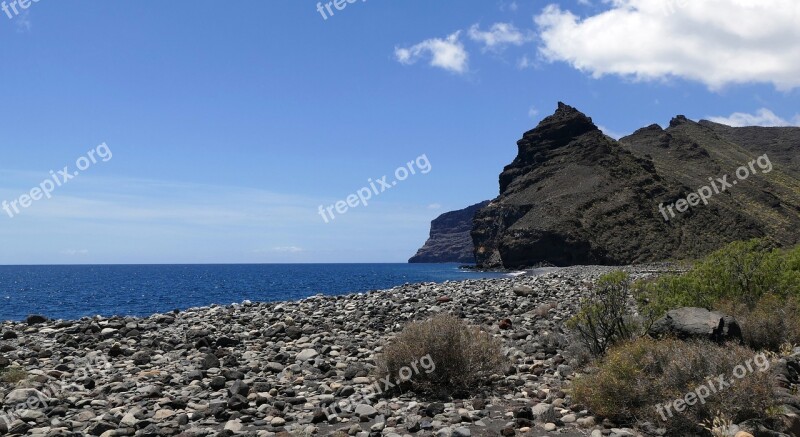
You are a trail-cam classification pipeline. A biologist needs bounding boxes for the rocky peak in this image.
[669,115,691,128]
[500,103,607,193]
[519,102,599,151]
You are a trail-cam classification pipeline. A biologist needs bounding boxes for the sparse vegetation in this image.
[376,314,508,396]
[634,239,800,352]
[567,243,797,434]
[701,412,735,437]
[0,366,28,384]
[717,294,800,352]
[567,271,639,357]
[572,338,776,436]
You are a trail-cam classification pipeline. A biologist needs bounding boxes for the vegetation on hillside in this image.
[569,239,800,435]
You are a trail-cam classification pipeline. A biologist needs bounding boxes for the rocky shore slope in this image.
[1,265,796,437]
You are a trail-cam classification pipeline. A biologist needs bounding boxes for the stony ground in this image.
[0,265,679,437]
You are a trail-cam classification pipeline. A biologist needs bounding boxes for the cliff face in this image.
[471,103,800,269]
[409,201,490,264]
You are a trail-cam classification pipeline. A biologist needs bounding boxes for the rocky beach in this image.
[0,265,686,437]
[4,262,799,437]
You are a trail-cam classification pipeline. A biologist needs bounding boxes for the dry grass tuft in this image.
[572,337,776,435]
[376,314,508,396]
[0,367,28,384]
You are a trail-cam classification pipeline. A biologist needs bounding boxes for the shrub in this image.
[716,295,800,352]
[634,274,704,330]
[635,239,798,322]
[572,337,776,436]
[779,245,800,296]
[0,367,27,384]
[375,314,507,396]
[567,271,638,357]
[690,239,783,306]
[564,334,594,368]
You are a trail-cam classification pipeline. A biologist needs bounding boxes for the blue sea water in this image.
[0,264,509,322]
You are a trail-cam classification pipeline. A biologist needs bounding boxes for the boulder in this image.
[296,349,318,361]
[513,286,535,297]
[26,314,48,325]
[531,403,557,423]
[354,404,378,419]
[5,388,50,405]
[648,307,742,343]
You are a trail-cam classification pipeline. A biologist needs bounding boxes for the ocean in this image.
[0,264,509,322]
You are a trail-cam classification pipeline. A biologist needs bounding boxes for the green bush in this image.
[572,338,776,436]
[567,271,638,357]
[779,245,800,296]
[635,273,704,330]
[635,239,799,322]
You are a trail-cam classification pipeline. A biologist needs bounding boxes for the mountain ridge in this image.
[410,103,800,267]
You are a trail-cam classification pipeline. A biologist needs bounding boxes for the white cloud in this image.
[427,203,442,210]
[270,246,304,253]
[15,10,32,33]
[707,108,800,127]
[517,54,537,69]
[394,32,469,74]
[535,0,800,90]
[468,23,530,52]
[61,249,89,256]
[528,106,540,119]
[500,2,518,12]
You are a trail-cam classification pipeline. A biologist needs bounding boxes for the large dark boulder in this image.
[648,307,742,343]
[470,103,800,268]
[26,314,48,325]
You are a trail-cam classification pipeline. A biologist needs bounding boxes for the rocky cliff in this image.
[471,103,800,268]
[409,201,489,263]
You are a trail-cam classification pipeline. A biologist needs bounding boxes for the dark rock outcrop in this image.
[648,307,743,343]
[409,201,489,263]
[471,103,800,268]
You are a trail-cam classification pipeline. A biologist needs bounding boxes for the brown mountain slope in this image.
[619,116,800,250]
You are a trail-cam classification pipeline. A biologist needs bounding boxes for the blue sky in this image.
[1,0,798,264]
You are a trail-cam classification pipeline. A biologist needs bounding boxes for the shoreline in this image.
[2,263,682,326]
[0,264,677,437]
[0,264,509,324]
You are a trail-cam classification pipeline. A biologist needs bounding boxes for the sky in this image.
[0,0,798,264]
